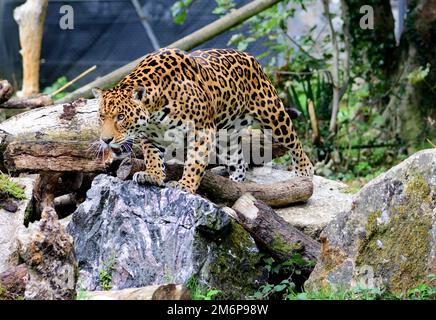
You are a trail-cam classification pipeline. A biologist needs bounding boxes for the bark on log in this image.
[0,99,109,173]
[58,0,284,103]
[83,284,190,300]
[0,80,14,104]
[1,94,53,109]
[0,264,28,300]
[228,193,320,263]
[117,157,313,207]
[13,0,48,97]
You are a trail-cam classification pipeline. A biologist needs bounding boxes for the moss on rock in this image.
[0,174,26,200]
[199,220,267,299]
[356,175,433,294]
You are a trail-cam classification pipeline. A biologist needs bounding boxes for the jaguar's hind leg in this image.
[249,98,314,177]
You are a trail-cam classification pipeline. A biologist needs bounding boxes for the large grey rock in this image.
[0,175,37,273]
[306,149,436,294]
[67,174,266,299]
[246,167,353,239]
[276,176,353,239]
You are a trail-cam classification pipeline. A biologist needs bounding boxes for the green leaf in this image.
[274,284,287,292]
[407,63,430,85]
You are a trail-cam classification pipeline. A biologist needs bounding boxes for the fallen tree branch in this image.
[0,80,14,104]
[1,94,53,109]
[117,157,313,207]
[227,193,320,263]
[0,99,286,173]
[83,284,190,300]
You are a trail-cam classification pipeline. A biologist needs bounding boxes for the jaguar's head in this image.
[93,86,149,159]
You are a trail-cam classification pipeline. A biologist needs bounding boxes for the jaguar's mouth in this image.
[109,139,133,159]
[110,146,122,155]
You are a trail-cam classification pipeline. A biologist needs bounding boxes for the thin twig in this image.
[51,65,97,98]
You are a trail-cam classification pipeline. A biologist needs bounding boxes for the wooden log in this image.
[82,284,190,300]
[227,193,320,263]
[1,94,53,109]
[117,157,313,207]
[0,80,14,104]
[0,264,28,300]
[0,99,110,173]
[58,0,284,103]
[13,0,49,97]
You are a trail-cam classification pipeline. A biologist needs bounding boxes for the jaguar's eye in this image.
[117,114,125,121]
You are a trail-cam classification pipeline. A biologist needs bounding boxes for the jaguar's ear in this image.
[92,87,103,99]
[132,86,146,103]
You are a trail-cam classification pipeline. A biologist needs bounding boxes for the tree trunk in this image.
[342,0,397,82]
[228,193,320,264]
[13,0,48,97]
[383,0,436,145]
[0,80,14,104]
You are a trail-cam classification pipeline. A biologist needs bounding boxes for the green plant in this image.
[42,76,70,100]
[170,0,195,25]
[403,275,436,300]
[0,173,26,200]
[252,253,313,300]
[75,288,89,300]
[98,256,116,291]
[288,284,391,300]
[186,276,222,300]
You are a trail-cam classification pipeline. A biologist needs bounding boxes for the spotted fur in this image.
[94,48,313,193]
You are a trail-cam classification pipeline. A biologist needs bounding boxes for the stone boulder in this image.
[67,174,266,299]
[246,167,353,239]
[306,149,436,294]
[17,207,78,300]
[276,176,353,239]
[0,175,37,273]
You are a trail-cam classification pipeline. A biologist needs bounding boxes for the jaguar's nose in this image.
[101,137,113,145]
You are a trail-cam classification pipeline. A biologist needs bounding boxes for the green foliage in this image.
[98,256,116,291]
[0,284,5,300]
[186,276,222,300]
[252,253,313,300]
[212,0,236,15]
[289,284,394,300]
[254,274,435,300]
[75,288,89,300]
[407,63,430,85]
[403,275,436,300]
[42,76,69,100]
[170,0,195,25]
[0,174,26,200]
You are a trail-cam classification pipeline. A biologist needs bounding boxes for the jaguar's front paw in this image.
[165,180,194,193]
[132,171,164,186]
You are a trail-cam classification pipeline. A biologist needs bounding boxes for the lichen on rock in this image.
[306,149,436,294]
